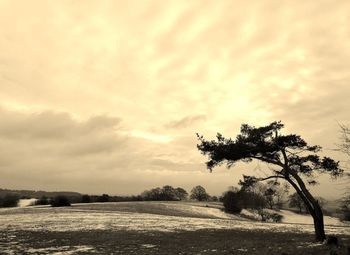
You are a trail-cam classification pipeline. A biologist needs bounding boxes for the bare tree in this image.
[339,124,350,157]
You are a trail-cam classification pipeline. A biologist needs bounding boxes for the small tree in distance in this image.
[81,194,91,203]
[51,195,71,207]
[0,194,20,207]
[338,124,350,157]
[197,121,343,242]
[190,185,209,201]
[97,194,110,202]
[175,187,188,200]
[289,192,306,213]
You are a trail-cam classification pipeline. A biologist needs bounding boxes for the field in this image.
[1,202,349,254]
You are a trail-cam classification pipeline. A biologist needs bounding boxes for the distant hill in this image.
[0,188,82,199]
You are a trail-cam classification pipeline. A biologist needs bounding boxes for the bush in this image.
[223,190,268,214]
[240,192,266,210]
[34,196,50,205]
[51,195,71,207]
[258,210,283,222]
[343,209,350,221]
[222,191,243,213]
[340,205,350,221]
[270,213,284,223]
[97,194,110,202]
[210,196,219,202]
[81,195,91,203]
[0,194,20,207]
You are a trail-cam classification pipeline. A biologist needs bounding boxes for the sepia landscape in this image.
[0,0,350,254]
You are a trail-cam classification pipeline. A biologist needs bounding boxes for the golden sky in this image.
[0,0,349,198]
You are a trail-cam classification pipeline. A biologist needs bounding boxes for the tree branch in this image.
[281,149,289,167]
[251,156,284,167]
[257,175,285,181]
[285,176,315,215]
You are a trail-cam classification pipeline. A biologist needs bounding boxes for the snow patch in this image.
[17,199,37,207]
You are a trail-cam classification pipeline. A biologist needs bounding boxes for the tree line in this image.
[0,184,217,208]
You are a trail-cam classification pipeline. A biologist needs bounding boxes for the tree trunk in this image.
[312,204,326,242]
[285,175,326,242]
[313,217,325,242]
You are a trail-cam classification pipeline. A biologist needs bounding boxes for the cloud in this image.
[0,106,218,194]
[165,114,206,129]
[0,1,349,197]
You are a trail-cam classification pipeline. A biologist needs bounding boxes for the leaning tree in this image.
[197,121,342,241]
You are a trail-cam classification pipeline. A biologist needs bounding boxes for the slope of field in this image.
[241,208,349,226]
[1,201,349,235]
[69,201,244,219]
[1,202,349,254]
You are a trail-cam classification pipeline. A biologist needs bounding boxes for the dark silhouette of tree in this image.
[264,188,276,209]
[222,190,243,213]
[339,196,350,221]
[210,196,219,202]
[141,186,188,201]
[289,192,306,213]
[197,121,342,241]
[190,185,209,201]
[339,124,350,157]
[337,124,350,221]
[0,194,20,207]
[175,187,188,200]
[161,185,178,200]
[141,187,162,201]
[51,195,71,207]
[97,194,110,202]
[262,180,287,209]
[35,196,49,205]
[81,194,91,203]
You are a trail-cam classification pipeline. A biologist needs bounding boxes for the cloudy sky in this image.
[0,0,349,198]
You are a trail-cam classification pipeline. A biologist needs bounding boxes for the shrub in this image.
[222,191,243,213]
[240,192,266,210]
[34,196,50,205]
[343,209,350,221]
[97,194,110,202]
[265,212,283,222]
[81,195,91,203]
[340,204,350,221]
[257,210,283,222]
[210,196,219,202]
[0,194,20,207]
[270,213,284,223]
[51,195,71,207]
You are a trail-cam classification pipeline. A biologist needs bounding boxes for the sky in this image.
[0,0,349,199]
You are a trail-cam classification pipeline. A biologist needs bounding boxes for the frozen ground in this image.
[17,198,37,207]
[1,204,349,235]
[1,202,349,254]
[241,208,349,226]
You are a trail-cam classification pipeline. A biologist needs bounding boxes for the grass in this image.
[1,202,349,254]
[70,201,234,219]
[2,229,350,254]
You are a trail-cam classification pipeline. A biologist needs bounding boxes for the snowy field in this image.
[1,202,349,235]
[1,202,349,254]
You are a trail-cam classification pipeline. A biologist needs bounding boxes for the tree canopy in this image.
[197,122,342,178]
[190,185,210,201]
